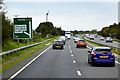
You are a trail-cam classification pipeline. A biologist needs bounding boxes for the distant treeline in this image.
[35,22,65,37]
[70,23,120,40]
[99,23,120,39]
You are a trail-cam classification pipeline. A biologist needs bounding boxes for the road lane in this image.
[70,38,118,78]
[95,36,119,48]
[85,36,119,48]
[11,38,119,79]
[14,40,80,78]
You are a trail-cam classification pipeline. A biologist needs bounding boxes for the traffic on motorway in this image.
[85,34,119,48]
[2,1,120,79]
[85,34,114,42]
[3,33,119,79]
[53,34,116,67]
[10,34,118,79]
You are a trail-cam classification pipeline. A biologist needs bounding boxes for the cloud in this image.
[6,2,118,31]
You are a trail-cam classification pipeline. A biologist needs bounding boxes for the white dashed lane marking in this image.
[77,71,82,76]
[73,60,76,63]
[71,54,73,57]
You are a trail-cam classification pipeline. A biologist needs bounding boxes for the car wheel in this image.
[76,45,78,48]
[91,61,95,66]
[88,59,90,64]
[110,63,115,67]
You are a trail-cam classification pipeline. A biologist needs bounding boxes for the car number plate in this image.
[80,43,84,45]
[56,46,60,47]
[100,56,108,58]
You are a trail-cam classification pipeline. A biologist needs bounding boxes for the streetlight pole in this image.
[46,10,49,22]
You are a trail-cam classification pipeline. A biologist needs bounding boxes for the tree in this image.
[35,22,54,37]
[2,12,13,44]
[100,23,120,39]
[109,23,119,38]
[101,27,109,37]
[116,22,120,39]
[50,27,58,36]
[91,29,97,34]
[56,27,62,35]
[73,30,78,34]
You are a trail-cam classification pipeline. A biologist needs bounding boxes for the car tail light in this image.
[92,52,96,56]
[111,53,114,57]
[60,43,63,45]
[62,40,64,42]
[77,43,79,45]
[53,43,56,45]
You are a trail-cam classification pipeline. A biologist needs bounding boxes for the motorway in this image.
[85,36,120,48]
[6,37,119,79]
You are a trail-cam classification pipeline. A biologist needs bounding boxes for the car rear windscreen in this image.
[79,40,85,42]
[54,41,62,44]
[95,49,111,54]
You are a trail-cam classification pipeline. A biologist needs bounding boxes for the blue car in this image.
[88,47,115,67]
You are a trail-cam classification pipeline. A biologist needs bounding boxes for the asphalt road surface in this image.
[85,36,119,48]
[10,38,118,79]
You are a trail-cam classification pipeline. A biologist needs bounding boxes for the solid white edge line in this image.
[8,46,52,80]
[87,46,91,49]
[77,71,81,76]
[115,61,120,64]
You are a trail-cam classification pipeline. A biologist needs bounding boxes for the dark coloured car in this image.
[106,37,113,43]
[88,47,115,67]
[52,40,64,49]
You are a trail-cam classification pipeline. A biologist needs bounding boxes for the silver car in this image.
[106,37,113,43]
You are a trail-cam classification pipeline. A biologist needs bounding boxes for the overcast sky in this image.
[4,0,119,31]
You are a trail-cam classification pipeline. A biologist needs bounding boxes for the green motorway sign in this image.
[13,18,33,39]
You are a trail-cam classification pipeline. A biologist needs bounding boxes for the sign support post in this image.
[27,39,29,45]
[18,39,19,43]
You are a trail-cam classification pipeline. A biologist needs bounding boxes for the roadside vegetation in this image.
[98,23,120,40]
[1,8,64,72]
[113,39,120,43]
[1,36,59,72]
[2,10,65,52]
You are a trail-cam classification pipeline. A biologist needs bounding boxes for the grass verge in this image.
[83,38,120,56]
[1,36,59,72]
[114,39,120,43]
[2,38,47,52]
